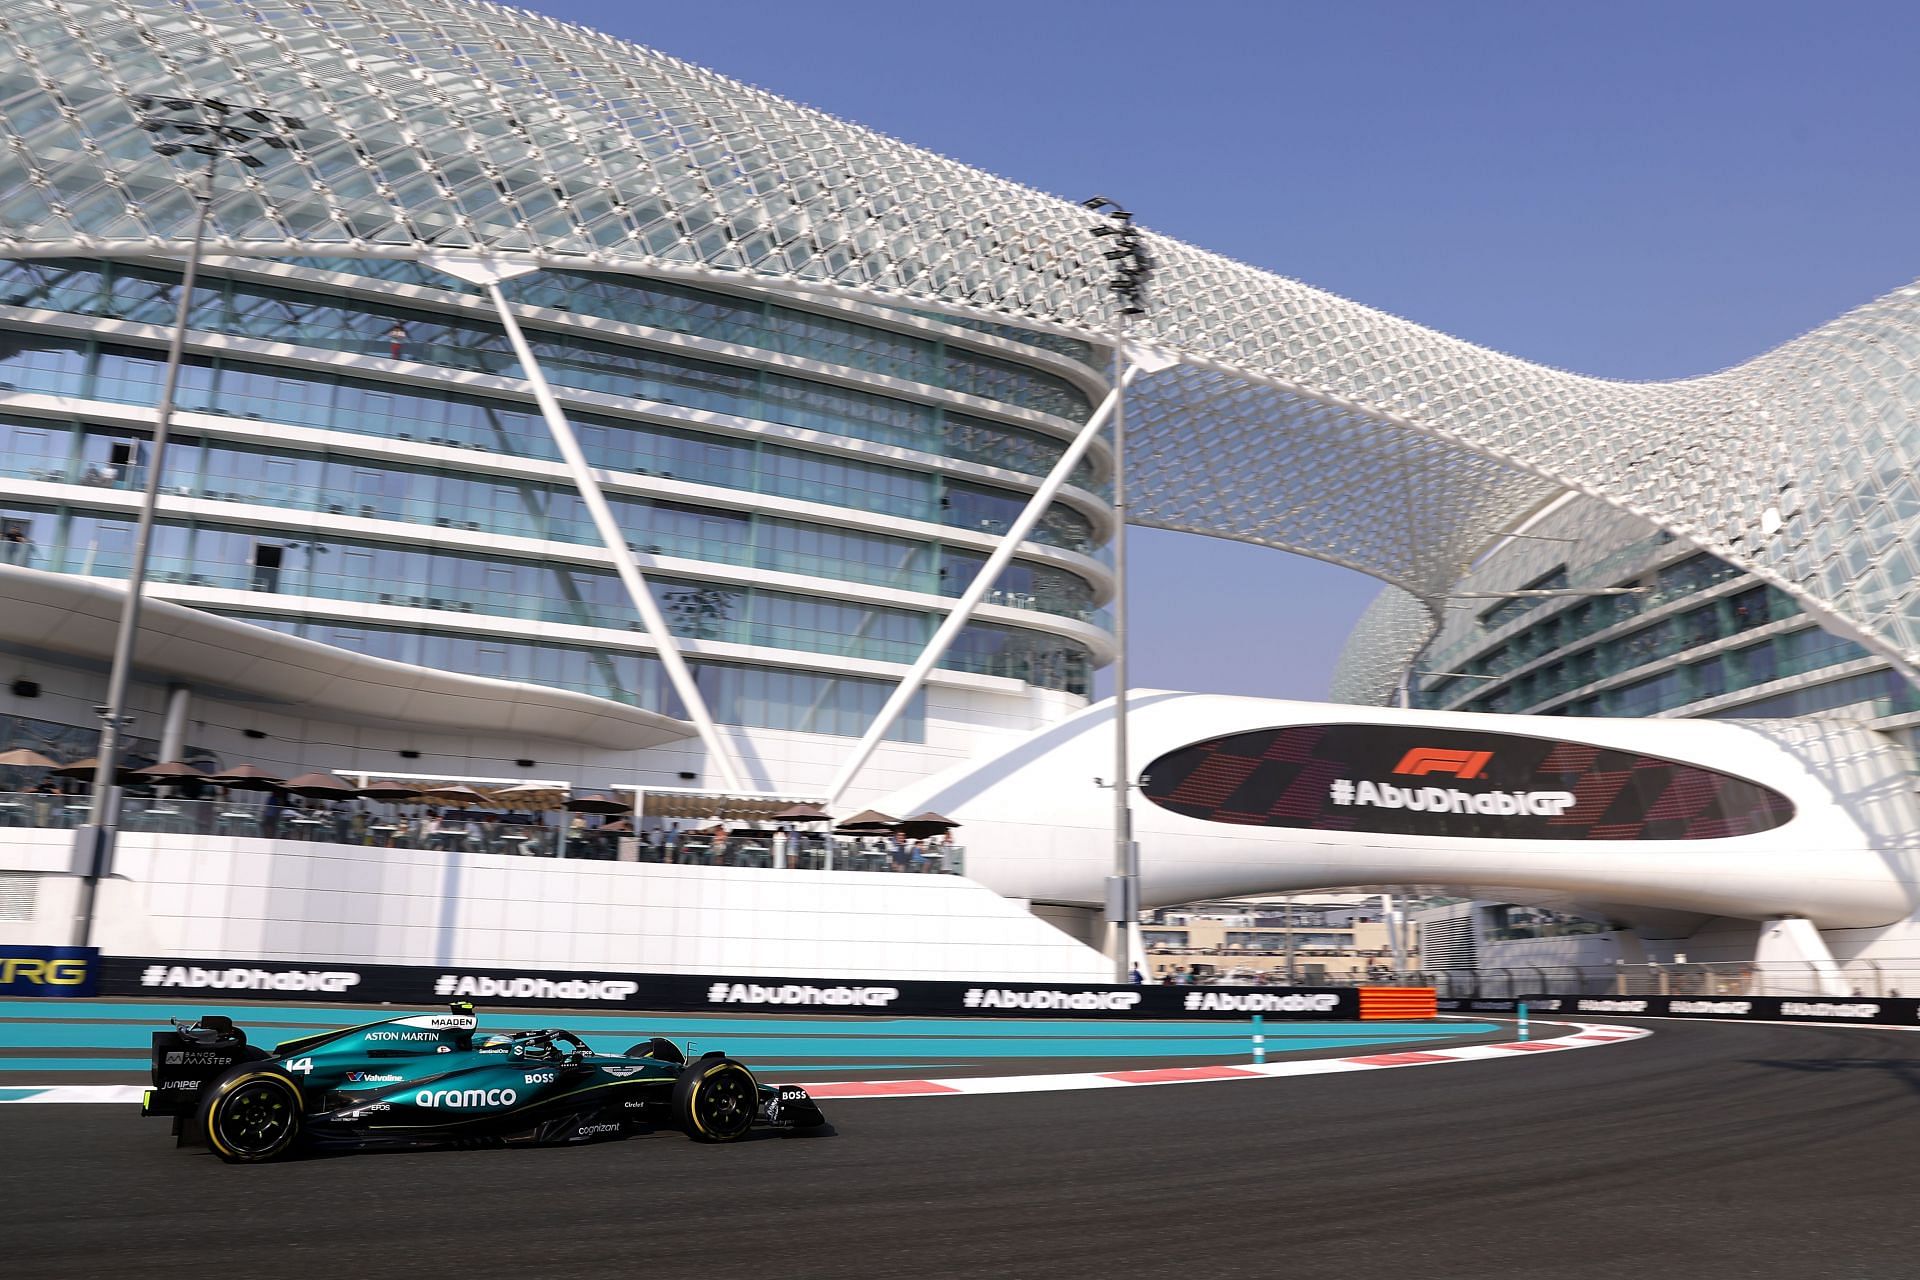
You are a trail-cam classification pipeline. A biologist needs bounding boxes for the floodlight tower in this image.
[1084,196,1150,982]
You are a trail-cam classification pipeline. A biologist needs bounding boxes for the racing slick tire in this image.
[672,1056,757,1143]
[197,1067,305,1164]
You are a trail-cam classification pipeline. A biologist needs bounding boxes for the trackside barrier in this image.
[1517,994,1920,1027]
[89,955,1442,1022]
[1358,987,1437,1020]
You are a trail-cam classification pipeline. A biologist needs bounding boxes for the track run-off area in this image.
[8,1013,1920,1279]
[0,998,1511,1088]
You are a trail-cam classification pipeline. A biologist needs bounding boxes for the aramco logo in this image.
[1391,747,1493,780]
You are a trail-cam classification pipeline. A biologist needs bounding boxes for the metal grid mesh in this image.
[2,0,1918,684]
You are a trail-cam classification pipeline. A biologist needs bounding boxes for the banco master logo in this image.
[415,1087,516,1109]
[707,982,898,1007]
[962,988,1141,1012]
[1393,747,1492,779]
[434,974,639,1002]
[164,1049,234,1066]
[139,964,359,992]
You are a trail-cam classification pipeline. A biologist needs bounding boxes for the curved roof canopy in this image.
[0,563,693,749]
[2,0,1918,694]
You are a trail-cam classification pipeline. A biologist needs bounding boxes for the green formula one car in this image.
[142,1003,826,1163]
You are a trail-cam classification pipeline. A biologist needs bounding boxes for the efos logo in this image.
[1393,747,1492,780]
[0,947,97,997]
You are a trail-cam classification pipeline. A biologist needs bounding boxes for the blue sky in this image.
[527,1,1920,700]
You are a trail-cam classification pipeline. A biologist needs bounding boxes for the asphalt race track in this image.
[5,1018,1919,1280]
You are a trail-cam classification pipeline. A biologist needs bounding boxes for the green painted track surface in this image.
[0,998,1500,1082]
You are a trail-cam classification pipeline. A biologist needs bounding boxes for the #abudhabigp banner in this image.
[100,956,1363,1020]
[1516,994,1920,1025]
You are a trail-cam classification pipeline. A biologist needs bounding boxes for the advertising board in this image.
[101,956,1365,1020]
[1142,723,1796,841]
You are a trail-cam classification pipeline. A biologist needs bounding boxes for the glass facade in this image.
[1413,546,1907,724]
[228,614,924,741]
[0,254,1115,736]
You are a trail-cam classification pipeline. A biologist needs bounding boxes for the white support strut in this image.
[441,258,746,792]
[823,362,1143,810]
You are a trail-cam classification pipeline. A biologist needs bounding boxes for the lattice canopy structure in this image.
[4,0,1918,691]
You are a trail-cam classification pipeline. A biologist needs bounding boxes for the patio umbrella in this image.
[358,779,425,801]
[896,810,961,839]
[770,803,831,822]
[51,756,139,784]
[131,761,209,782]
[0,748,57,768]
[834,809,897,833]
[565,791,630,815]
[204,764,285,792]
[492,782,567,810]
[424,783,495,806]
[281,771,359,798]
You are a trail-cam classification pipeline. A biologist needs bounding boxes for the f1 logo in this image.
[1392,747,1492,779]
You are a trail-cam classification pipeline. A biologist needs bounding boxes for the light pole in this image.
[1084,196,1150,982]
[71,95,305,948]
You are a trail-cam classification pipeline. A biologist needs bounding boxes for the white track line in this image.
[1,1022,1651,1104]
[799,1022,1650,1099]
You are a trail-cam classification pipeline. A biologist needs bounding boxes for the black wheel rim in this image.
[701,1069,754,1136]
[219,1080,296,1156]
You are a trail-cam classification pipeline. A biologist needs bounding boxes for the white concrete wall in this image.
[0,829,1110,981]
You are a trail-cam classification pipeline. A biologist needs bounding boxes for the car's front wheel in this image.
[199,1069,304,1163]
[672,1057,757,1143]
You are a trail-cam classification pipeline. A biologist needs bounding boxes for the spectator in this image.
[386,321,408,359]
[1128,963,1145,985]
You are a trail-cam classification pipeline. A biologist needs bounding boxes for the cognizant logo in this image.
[415,1087,516,1109]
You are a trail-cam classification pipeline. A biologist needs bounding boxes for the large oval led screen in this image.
[1141,724,1794,840]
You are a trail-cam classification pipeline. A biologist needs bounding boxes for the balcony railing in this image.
[0,792,963,874]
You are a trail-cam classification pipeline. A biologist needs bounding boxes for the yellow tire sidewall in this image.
[687,1062,755,1140]
[205,1069,301,1161]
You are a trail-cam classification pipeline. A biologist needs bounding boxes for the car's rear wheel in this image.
[200,1069,303,1163]
[672,1057,757,1143]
